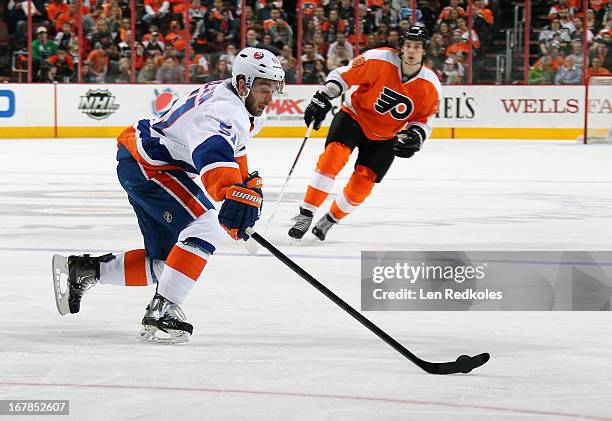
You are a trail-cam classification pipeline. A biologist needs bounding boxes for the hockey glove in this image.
[394,126,426,158]
[304,91,332,130]
[218,176,263,241]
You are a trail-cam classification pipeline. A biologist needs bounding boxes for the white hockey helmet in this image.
[231,47,285,97]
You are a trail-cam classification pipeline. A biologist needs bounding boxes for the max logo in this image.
[266,99,304,114]
[0,90,16,118]
[374,87,413,120]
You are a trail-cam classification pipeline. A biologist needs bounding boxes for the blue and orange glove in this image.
[218,172,263,241]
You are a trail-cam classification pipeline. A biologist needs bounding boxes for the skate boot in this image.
[288,207,314,239]
[138,293,193,344]
[312,213,337,241]
[52,253,115,315]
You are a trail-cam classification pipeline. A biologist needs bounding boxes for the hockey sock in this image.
[329,165,377,221]
[98,249,159,286]
[156,242,210,305]
[303,142,352,210]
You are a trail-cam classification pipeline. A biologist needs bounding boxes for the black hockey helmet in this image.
[400,25,430,49]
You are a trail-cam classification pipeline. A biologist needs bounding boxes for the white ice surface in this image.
[1,138,612,420]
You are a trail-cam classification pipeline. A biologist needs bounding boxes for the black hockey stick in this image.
[245,228,490,375]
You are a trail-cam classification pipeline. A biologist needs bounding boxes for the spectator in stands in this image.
[360,6,377,35]
[376,1,399,28]
[437,21,452,45]
[48,48,75,82]
[303,18,318,45]
[32,27,58,79]
[206,0,226,33]
[338,0,355,21]
[399,1,423,24]
[364,33,380,51]
[528,55,555,84]
[46,0,68,23]
[156,56,183,83]
[205,58,231,82]
[567,39,585,68]
[312,31,328,56]
[588,56,611,76]
[55,2,78,33]
[321,9,346,44]
[570,17,594,44]
[328,32,355,60]
[442,54,464,84]
[269,14,294,49]
[255,33,280,55]
[113,57,131,83]
[279,44,297,84]
[313,59,328,84]
[429,32,447,69]
[555,56,582,84]
[143,0,170,25]
[471,0,493,51]
[443,8,460,31]
[189,50,210,82]
[386,29,401,49]
[87,46,109,82]
[375,22,390,45]
[117,32,134,60]
[105,4,123,37]
[40,64,58,82]
[91,20,113,49]
[438,0,466,24]
[313,6,328,28]
[138,58,158,83]
[245,28,259,48]
[446,30,469,57]
[539,18,571,55]
[70,62,92,83]
[301,41,324,83]
[548,0,575,21]
[326,42,351,70]
[219,43,238,68]
[456,16,480,52]
[144,31,165,57]
[55,22,75,52]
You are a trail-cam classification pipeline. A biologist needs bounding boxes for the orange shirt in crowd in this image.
[88,49,109,73]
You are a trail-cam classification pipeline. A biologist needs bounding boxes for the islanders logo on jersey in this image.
[152,88,178,117]
[374,87,414,120]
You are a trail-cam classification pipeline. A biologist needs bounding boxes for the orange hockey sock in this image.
[303,142,352,209]
[329,165,377,221]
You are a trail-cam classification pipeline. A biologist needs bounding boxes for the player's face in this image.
[245,79,277,116]
[402,40,426,65]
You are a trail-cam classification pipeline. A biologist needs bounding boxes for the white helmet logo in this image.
[254,51,264,59]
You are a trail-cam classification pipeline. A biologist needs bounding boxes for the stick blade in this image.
[422,352,490,375]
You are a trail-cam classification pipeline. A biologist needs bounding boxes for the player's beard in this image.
[245,93,265,116]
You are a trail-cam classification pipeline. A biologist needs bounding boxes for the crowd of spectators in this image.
[529,0,611,84]
[1,0,608,84]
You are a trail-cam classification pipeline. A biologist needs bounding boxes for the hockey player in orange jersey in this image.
[289,25,442,241]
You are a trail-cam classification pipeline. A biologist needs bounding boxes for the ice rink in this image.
[2,137,612,420]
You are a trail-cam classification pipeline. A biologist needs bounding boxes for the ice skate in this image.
[288,207,314,239]
[311,213,337,241]
[52,253,115,315]
[138,293,193,345]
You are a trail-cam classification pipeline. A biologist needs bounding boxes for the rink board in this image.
[0,83,591,139]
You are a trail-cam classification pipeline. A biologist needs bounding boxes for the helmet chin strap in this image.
[400,53,423,80]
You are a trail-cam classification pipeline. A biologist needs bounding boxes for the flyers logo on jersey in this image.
[374,87,414,120]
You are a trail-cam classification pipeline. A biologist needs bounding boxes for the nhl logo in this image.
[78,89,119,120]
[254,51,264,59]
[164,211,173,223]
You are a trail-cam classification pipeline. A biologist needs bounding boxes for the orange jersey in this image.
[327,48,442,140]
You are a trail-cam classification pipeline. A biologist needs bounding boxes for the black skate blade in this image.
[424,352,490,375]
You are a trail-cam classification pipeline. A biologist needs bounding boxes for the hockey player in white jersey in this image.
[52,47,284,343]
